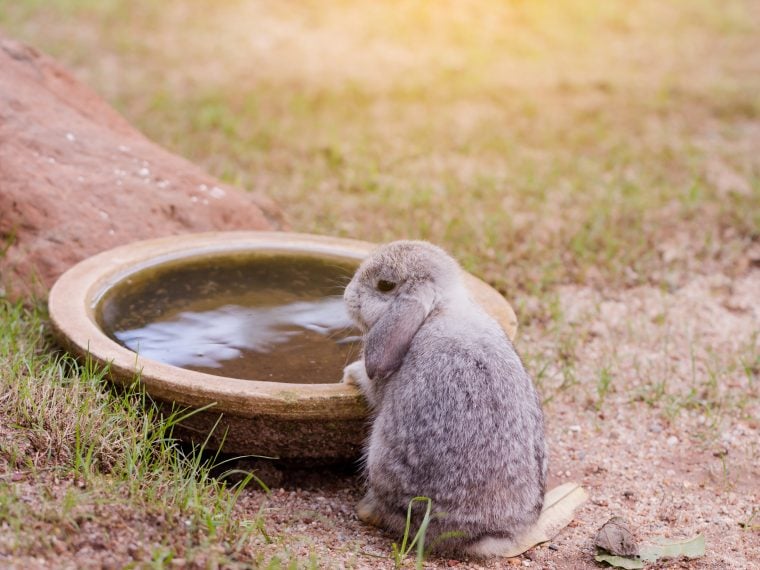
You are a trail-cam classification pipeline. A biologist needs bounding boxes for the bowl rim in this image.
[48,231,517,421]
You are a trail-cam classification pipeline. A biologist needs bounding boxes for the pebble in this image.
[666,435,679,446]
[51,538,66,555]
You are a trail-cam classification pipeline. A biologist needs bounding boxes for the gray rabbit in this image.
[343,240,547,558]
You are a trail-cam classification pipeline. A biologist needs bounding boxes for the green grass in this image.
[1,0,758,296]
[0,300,268,566]
[390,496,467,568]
[391,497,434,569]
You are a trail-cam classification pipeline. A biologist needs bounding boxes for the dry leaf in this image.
[501,482,588,558]
[640,535,705,562]
[594,553,645,569]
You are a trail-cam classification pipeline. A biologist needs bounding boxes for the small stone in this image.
[595,516,639,557]
[569,425,581,433]
[127,544,141,558]
[51,538,66,555]
[666,436,679,446]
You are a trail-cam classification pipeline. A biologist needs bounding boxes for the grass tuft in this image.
[0,300,267,565]
[392,496,434,570]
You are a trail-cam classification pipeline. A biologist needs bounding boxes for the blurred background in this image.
[1,0,758,301]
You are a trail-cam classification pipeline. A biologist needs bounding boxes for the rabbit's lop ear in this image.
[364,285,435,380]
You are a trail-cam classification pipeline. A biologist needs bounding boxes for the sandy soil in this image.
[227,268,760,569]
[1,273,756,570]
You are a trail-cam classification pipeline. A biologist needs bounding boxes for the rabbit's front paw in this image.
[342,359,367,385]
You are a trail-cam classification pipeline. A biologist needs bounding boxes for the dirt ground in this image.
[2,259,757,570]
[221,268,759,569]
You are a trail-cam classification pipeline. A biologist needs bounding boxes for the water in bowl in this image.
[97,252,362,383]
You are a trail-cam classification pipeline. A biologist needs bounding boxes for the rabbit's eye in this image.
[376,279,397,292]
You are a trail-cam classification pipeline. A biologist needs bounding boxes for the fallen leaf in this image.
[639,535,705,562]
[498,482,589,557]
[594,553,645,569]
[595,534,706,568]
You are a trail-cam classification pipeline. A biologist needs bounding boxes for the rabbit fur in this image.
[343,240,547,558]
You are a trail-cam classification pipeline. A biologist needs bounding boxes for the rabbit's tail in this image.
[465,482,588,558]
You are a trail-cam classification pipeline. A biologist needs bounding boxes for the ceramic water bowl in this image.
[49,232,517,462]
